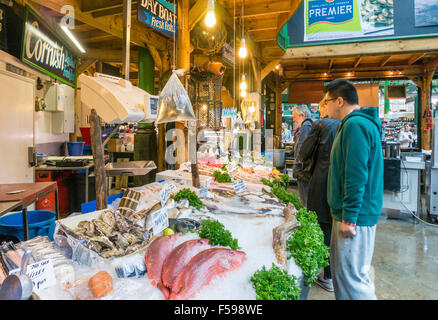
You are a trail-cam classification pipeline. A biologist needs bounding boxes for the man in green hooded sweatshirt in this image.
[325,79,383,300]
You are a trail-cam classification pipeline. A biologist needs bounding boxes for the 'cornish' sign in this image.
[138,0,177,40]
[21,7,77,87]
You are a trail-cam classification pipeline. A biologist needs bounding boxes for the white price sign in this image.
[232,180,248,194]
[160,183,176,207]
[152,207,169,235]
[198,188,208,198]
[26,259,57,293]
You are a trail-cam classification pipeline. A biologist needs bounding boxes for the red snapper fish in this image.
[169,248,247,300]
[144,233,181,298]
[161,239,212,290]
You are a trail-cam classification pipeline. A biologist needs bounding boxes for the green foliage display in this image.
[197,220,240,250]
[170,188,204,210]
[271,185,303,210]
[250,263,301,300]
[287,208,330,286]
[213,170,232,183]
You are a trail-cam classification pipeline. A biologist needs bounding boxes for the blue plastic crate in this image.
[81,192,124,214]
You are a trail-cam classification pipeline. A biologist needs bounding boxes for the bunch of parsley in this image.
[286,208,330,286]
[250,263,301,300]
[197,220,240,250]
[170,188,204,210]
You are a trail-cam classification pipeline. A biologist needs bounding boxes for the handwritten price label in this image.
[198,188,208,198]
[26,259,57,293]
[160,183,176,207]
[152,207,169,235]
[232,180,248,194]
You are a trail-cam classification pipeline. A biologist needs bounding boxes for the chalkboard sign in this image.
[387,85,406,100]
[286,0,438,47]
[21,7,78,87]
[0,4,6,50]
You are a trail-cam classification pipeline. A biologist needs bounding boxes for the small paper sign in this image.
[160,183,176,207]
[232,180,248,194]
[198,188,208,198]
[26,259,57,293]
[152,207,169,235]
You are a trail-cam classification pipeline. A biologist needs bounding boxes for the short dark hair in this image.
[325,79,359,105]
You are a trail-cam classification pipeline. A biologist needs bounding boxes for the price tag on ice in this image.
[232,180,248,194]
[160,183,176,207]
[198,188,208,198]
[152,207,169,235]
[26,259,57,293]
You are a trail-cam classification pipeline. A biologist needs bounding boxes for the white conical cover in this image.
[156,70,196,124]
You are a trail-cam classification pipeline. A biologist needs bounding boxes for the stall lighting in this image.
[240,74,247,91]
[275,64,280,70]
[202,104,208,111]
[238,38,247,58]
[205,0,216,28]
[61,25,86,53]
[240,90,247,98]
[249,104,255,113]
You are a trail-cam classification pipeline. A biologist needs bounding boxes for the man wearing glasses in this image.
[325,79,383,300]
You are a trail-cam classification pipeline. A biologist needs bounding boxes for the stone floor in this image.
[307,212,438,300]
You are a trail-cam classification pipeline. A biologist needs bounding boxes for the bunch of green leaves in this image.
[287,208,330,286]
[260,174,290,188]
[271,185,303,210]
[221,163,228,171]
[170,188,204,210]
[213,170,232,183]
[197,220,240,250]
[250,263,301,300]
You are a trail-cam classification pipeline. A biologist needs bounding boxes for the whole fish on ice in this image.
[161,239,212,290]
[169,248,247,300]
[144,233,181,298]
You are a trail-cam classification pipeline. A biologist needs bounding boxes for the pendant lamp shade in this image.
[156,70,196,124]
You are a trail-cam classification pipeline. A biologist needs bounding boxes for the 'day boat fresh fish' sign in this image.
[138,0,177,40]
[21,7,78,87]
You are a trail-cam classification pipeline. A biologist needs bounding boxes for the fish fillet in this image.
[169,248,247,300]
[161,239,211,290]
[144,233,181,298]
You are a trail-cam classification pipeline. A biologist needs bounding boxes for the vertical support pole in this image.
[90,109,107,210]
[122,0,132,81]
[421,72,434,150]
[275,73,282,149]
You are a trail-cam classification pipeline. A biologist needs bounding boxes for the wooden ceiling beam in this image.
[354,56,362,68]
[283,64,423,74]
[408,53,425,65]
[281,38,438,60]
[380,55,392,67]
[189,0,208,31]
[246,18,278,32]
[236,1,291,19]
[25,0,169,52]
[261,59,280,80]
[80,0,127,13]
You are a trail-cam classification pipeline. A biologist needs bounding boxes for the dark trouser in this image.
[319,221,332,279]
[297,179,309,208]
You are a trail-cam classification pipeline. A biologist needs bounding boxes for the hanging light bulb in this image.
[205,0,216,28]
[249,102,255,113]
[202,104,208,111]
[240,74,247,91]
[239,38,247,58]
[240,90,247,98]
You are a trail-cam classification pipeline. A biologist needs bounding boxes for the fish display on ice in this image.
[169,248,247,300]
[144,233,181,298]
[161,239,212,289]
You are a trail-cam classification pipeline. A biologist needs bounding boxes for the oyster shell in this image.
[92,219,114,237]
[88,236,115,251]
[99,210,116,229]
[101,248,125,259]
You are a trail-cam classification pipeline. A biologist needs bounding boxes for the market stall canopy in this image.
[79,73,159,124]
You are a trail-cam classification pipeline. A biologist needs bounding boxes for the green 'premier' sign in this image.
[21,7,77,87]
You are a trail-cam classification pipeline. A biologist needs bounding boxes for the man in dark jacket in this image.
[298,98,340,292]
[292,105,313,207]
[326,79,383,300]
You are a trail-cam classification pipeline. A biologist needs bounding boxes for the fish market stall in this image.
[0,172,326,300]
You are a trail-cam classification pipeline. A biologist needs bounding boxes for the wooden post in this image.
[422,71,434,150]
[275,73,282,148]
[90,109,107,210]
[157,123,166,172]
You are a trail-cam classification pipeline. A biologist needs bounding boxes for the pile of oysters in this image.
[72,210,153,259]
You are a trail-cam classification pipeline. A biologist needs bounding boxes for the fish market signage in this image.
[304,0,394,42]
[21,7,77,87]
[138,0,177,40]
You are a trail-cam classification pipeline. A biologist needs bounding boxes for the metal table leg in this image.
[22,207,29,241]
[85,167,89,203]
[55,187,59,220]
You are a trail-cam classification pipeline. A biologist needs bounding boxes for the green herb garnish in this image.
[170,188,204,210]
[287,208,330,286]
[213,170,232,183]
[250,263,301,300]
[270,185,302,210]
[197,220,240,250]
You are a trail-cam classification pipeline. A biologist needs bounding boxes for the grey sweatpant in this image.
[330,220,377,300]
